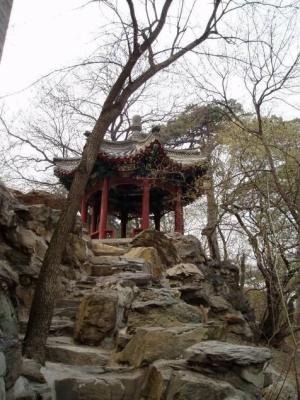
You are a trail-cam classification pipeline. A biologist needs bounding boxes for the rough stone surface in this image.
[74,283,135,345]
[91,241,126,256]
[131,229,179,266]
[124,247,163,278]
[127,288,203,333]
[0,182,288,399]
[12,190,66,210]
[166,263,204,279]
[165,369,251,400]
[115,323,225,367]
[74,290,118,345]
[54,369,145,400]
[262,366,297,399]
[46,341,110,366]
[186,340,272,367]
[89,256,149,277]
[169,233,207,264]
[142,360,255,400]
[9,376,37,400]
[21,358,45,384]
[0,336,22,390]
[0,352,6,377]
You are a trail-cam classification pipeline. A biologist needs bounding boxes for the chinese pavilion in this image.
[53,116,207,239]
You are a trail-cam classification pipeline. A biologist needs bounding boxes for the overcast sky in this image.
[0,0,99,95]
[0,0,299,120]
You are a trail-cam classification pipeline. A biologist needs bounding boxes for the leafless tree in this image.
[185,4,300,347]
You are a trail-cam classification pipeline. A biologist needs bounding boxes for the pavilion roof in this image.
[54,133,206,179]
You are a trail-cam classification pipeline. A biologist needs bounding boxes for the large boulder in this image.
[74,284,136,345]
[74,290,118,345]
[123,247,164,278]
[131,230,179,266]
[186,341,271,390]
[127,288,203,333]
[54,369,145,400]
[0,336,22,391]
[164,369,250,400]
[115,323,225,367]
[12,189,66,210]
[142,360,254,400]
[91,241,126,257]
[46,339,110,366]
[88,256,149,277]
[166,263,204,279]
[186,340,271,368]
[169,233,206,264]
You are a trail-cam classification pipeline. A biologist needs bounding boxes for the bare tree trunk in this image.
[203,171,221,261]
[292,173,300,339]
[23,112,116,362]
[239,253,246,289]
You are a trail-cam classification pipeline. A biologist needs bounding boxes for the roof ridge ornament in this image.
[131,115,142,135]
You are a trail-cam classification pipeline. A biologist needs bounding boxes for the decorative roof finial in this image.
[131,115,142,133]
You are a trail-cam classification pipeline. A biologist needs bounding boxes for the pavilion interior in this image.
[85,184,178,238]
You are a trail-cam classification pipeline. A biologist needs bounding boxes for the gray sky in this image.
[0,0,299,119]
[0,0,99,95]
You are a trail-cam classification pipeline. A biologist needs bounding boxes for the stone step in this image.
[42,360,144,400]
[45,337,111,367]
[53,298,81,318]
[91,240,127,256]
[88,256,150,277]
[92,238,132,246]
[19,316,75,336]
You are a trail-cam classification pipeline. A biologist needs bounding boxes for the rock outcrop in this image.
[0,184,294,399]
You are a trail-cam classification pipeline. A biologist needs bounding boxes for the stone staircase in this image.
[17,235,273,400]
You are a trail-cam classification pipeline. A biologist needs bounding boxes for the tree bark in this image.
[203,170,221,261]
[23,111,117,362]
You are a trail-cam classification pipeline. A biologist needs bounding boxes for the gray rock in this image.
[127,288,204,332]
[166,369,251,400]
[0,378,5,400]
[89,256,149,277]
[54,369,145,400]
[21,358,45,384]
[209,295,231,312]
[169,234,206,264]
[0,336,22,390]
[0,352,6,377]
[262,366,297,399]
[74,290,118,345]
[131,229,180,266]
[143,360,253,400]
[186,340,271,367]
[46,338,110,366]
[74,284,135,345]
[98,272,154,288]
[10,376,37,400]
[115,323,225,367]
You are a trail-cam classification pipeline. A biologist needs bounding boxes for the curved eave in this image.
[53,140,207,181]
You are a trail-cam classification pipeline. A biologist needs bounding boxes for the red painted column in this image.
[81,198,87,224]
[99,177,109,239]
[175,187,184,234]
[141,179,150,230]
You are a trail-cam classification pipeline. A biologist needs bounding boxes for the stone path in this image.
[17,235,273,400]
